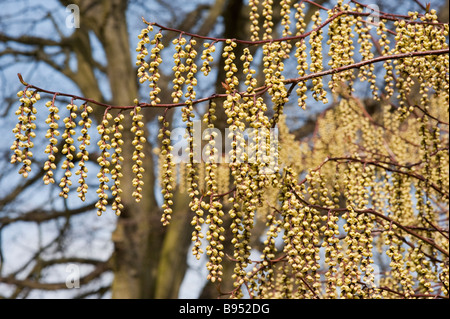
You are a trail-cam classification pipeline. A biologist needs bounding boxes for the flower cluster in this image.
[130,106,146,202]
[10,90,39,178]
[241,47,257,96]
[200,42,215,76]
[263,40,288,126]
[293,2,306,36]
[280,0,292,38]
[322,209,341,298]
[59,103,78,199]
[222,39,239,92]
[377,20,395,100]
[75,103,93,201]
[141,2,448,295]
[204,100,225,283]
[249,0,260,41]
[295,36,308,109]
[392,11,449,114]
[136,25,153,84]
[326,1,356,94]
[354,4,378,99]
[110,113,125,216]
[43,97,60,185]
[149,31,164,105]
[136,25,164,105]
[184,38,198,104]
[172,36,187,104]
[95,113,113,215]
[309,10,327,104]
[261,0,274,40]
[158,113,175,226]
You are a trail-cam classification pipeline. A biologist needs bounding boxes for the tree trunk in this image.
[154,190,192,298]
[95,0,155,299]
[73,0,192,298]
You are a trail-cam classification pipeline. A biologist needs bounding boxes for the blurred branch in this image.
[0,258,111,292]
[196,0,227,36]
[0,167,47,210]
[0,200,99,227]
[413,0,428,11]
[0,33,67,47]
[0,47,74,78]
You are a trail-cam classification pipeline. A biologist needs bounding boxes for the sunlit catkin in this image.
[43,97,60,185]
[11,90,39,178]
[76,103,93,201]
[130,106,146,202]
[59,102,78,199]
[158,112,175,225]
[110,113,125,216]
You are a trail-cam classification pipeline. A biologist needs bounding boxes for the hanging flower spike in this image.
[95,111,113,216]
[294,2,307,109]
[280,0,293,55]
[327,4,356,95]
[264,40,288,127]
[59,102,78,198]
[204,99,225,283]
[248,0,260,41]
[158,111,175,226]
[309,10,328,104]
[42,94,60,185]
[136,24,153,84]
[171,36,187,104]
[223,39,239,93]
[178,37,200,225]
[131,106,146,202]
[191,100,219,260]
[354,4,378,100]
[262,0,274,41]
[377,20,395,100]
[183,37,199,174]
[184,38,198,102]
[11,89,39,178]
[148,30,164,105]
[76,103,93,201]
[110,112,125,216]
[200,42,215,77]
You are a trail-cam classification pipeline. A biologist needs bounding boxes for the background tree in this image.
[0,0,448,299]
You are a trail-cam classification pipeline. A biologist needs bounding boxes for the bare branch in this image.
[0,259,111,291]
[0,201,99,227]
[15,47,449,111]
[0,33,68,47]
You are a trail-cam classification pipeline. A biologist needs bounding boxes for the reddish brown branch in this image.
[16,47,448,112]
[143,7,446,46]
[285,48,449,85]
[17,73,114,108]
[0,259,110,291]
[414,104,450,125]
[357,208,448,257]
[290,172,449,257]
[326,155,449,198]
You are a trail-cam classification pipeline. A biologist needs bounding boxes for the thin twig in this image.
[17,46,448,111]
